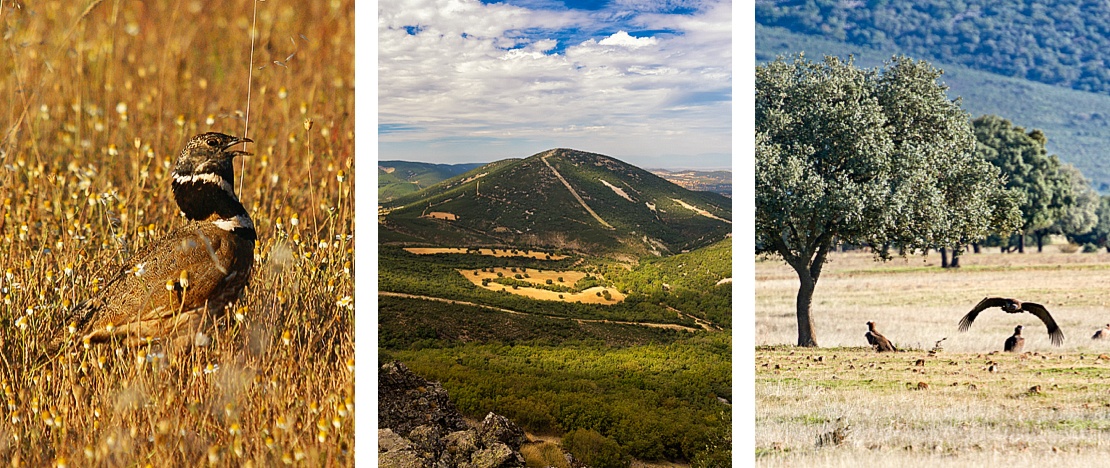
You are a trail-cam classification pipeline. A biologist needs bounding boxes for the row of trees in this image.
[756,54,1104,346]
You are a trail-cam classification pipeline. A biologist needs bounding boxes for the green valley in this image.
[378,149,732,466]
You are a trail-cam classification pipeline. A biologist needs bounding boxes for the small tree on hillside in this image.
[756,54,1020,347]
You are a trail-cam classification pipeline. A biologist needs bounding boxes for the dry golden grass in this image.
[420,211,457,221]
[0,1,353,465]
[458,267,625,304]
[758,246,1110,466]
[757,247,1110,352]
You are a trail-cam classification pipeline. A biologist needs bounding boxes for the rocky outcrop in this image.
[379,361,527,468]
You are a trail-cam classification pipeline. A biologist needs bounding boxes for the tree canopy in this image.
[972,115,1074,252]
[1053,164,1098,240]
[756,54,1020,347]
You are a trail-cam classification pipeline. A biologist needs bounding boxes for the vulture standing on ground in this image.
[1004,325,1024,352]
[1093,324,1110,340]
[958,297,1064,346]
[865,321,897,352]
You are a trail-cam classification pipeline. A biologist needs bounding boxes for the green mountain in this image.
[379,148,732,257]
[379,160,484,202]
[757,0,1110,95]
[757,24,1110,192]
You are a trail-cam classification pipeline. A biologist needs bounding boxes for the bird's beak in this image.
[223,136,253,150]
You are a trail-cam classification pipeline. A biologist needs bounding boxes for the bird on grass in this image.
[865,321,897,352]
[958,297,1064,346]
[1004,325,1024,353]
[1093,324,1110,340]
[43,132,256,359]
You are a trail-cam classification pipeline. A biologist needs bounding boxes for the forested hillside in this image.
[756,24,1110,192]
[756,0,1110,94]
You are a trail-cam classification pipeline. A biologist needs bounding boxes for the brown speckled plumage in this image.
[46,133,255,356]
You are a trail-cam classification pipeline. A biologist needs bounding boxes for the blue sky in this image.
[378,0,732,169]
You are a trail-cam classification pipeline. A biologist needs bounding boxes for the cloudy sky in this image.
[378,0,732,169]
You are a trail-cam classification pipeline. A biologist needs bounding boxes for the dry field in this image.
[0,1,353,465]
[458,267,625,304]
[757,247,1110,466]
[420,211,457,221]
[757,246,1110,352]
[403,247,568,260]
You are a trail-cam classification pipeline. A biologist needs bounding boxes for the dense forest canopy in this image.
[756,0,1110,95]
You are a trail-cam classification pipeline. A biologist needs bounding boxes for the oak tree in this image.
[756,54,1019,347]
[972,115,1074,252]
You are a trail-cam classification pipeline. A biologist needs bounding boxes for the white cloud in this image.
[378,0,731,168]
[597,30,659,48]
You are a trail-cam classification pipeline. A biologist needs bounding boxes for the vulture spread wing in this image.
[959,297,1010,332]
[1019,302,1064,346]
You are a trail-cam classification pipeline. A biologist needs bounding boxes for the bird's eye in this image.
[206,138,220,147]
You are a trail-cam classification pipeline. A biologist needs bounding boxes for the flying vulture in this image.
[958,297,1064,346]
[1004,325,1024,353]
[865,321,897,352]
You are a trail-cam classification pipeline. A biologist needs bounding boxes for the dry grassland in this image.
[459,268,625,304]
[757,247,1110,352]
[0,1,353,465]
[421,211,457,221]
[757,247,1110,466]
[403,247,568,260]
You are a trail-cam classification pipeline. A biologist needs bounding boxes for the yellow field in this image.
[422,211,458,221]
[0,1,353,465]
[458,267,625,304]
[405,247,569,260]
[758,246,1110,466]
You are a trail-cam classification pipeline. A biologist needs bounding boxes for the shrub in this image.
[1060,243,1081,253]
[561,428,629,468]
[1083,243,1099,253]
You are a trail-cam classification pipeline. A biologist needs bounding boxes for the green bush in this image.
[562,428,629,468]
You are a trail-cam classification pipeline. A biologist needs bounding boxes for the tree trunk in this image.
[950,244,962,268]
[1018,234,1025,253]
[794,269,819,347]
[1036,232,1045,252]
[972,243,981,254]
[939,247,949,268]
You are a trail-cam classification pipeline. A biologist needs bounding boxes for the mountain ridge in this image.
[379,148,731,258]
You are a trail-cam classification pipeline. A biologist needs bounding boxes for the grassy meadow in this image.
[0,1,353,465]
[757,246,1110,466]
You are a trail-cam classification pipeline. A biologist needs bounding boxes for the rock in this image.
[469,442,521,468]
[379,361,467,437]
[478,412,527,450]
[379,450,425,468]
[378,361,529,468]
[443,430,480,466]
[379,428,423,468]
[379,428,413,453]
[408,424,445,459]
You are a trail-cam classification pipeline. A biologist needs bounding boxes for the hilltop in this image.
[379,148,732,258]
